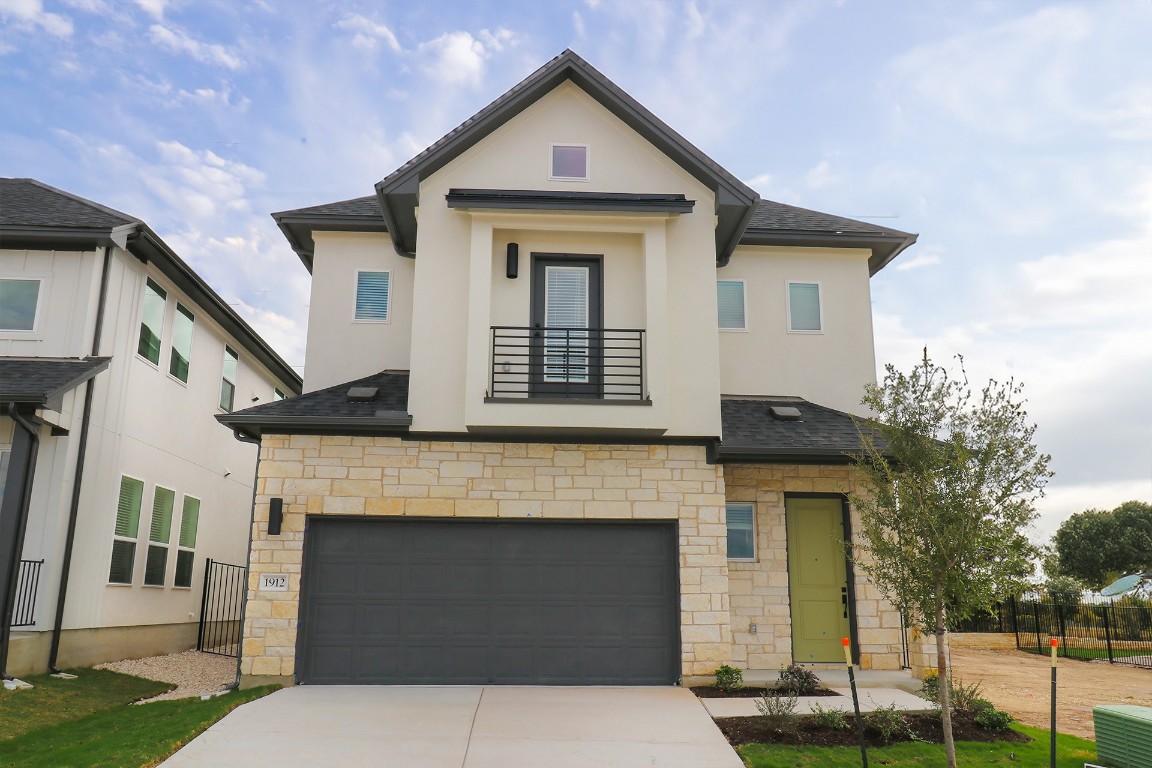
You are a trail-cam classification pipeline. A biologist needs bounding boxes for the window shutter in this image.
[545,267,588,328]
[355,272,391,320]
[717,281,745,329]
[115,477,144,538]
[179,496,200,548]
[789,282,822,331]
[150,487,175,543]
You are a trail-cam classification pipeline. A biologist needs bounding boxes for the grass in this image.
[737,724,1097,767]
[0,668,278,767]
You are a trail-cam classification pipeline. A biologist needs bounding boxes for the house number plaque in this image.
[259,574,289,591]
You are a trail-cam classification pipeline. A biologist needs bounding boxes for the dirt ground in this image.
[948,646,1152,739]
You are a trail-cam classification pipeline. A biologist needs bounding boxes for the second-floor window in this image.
[169,303,195,383]
[550,144,588,180]
[354,270,391,321]
[0,278,41,331]
[138,278,167,365]
[717,280,746,330]
[219,346,238,412]
[787,281,823,332]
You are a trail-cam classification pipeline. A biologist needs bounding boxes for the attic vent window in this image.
[769,406,802,421]
[347,386,378,402]
[550,144,588,180]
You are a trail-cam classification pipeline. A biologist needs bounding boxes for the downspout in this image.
[1,405,41,680]
[229,429,262,690]
[48,245,113,673]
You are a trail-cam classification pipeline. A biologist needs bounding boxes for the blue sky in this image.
[2,0,1149,545]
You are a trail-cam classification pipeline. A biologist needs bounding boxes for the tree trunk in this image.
[935,598,957,768]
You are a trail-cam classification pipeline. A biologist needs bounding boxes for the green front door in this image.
[787,496,852,662]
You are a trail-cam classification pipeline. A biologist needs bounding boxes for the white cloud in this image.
[417,28,516,88]
[804,159,838,190]
[335,15,401,53]
[135,0,165,21]
[62,0,109,12]
[893,252,941,272]
[744,173,773,194]
[149,23,243,70]
[0,0,73,36]
[145,140,264,222]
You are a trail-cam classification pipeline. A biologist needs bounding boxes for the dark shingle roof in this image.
[748,199,912,238]
[718,397,884,462]
[0,178,137,229]
[218,370,411,437]
[0,356,111,409]
[273,196,382,218]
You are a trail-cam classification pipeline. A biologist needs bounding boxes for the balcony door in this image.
[530,254,603,398]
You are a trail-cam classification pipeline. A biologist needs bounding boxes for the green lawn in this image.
[737,725,1097,767]
[0,668,277,768]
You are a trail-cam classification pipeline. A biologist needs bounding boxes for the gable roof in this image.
[0,356,111,411]
[271,195,386,272]
[373,49,760,262]
[716,397,885,463]
[0,178,301,394]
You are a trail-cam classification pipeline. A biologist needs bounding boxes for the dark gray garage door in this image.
[297,518,679,685]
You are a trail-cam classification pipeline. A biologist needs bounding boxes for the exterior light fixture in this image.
[506,242,519,279]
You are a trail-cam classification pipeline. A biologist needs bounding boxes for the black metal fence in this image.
[197,558,247,658]
[9,559,44,627]
[489,326,647,400]
[951,596,1152,670]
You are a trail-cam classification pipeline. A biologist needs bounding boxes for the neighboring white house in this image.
[220,50,919,687]
[0,178,302,678]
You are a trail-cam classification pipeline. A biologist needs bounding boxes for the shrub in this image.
[918,671,985,713]
[865,702,908,744]
[810,702,851,731]
[777,663,820,696]
[713,664,743,692]
[755,690,799,733]
[919,671,940,704]
[972,699,1014,732]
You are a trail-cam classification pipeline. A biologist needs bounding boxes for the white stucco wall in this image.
[717,245,878,415]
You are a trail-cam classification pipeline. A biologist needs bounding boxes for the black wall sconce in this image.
[506,242,519,279]
[268,497,283,536]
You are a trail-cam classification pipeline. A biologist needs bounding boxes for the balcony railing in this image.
[10,559,43,627]
[490,326,647,401]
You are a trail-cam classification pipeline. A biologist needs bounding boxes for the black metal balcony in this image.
[10,559,43,627]
[489,326,647,401]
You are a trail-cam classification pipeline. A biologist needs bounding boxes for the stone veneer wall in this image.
[723,464,905,671]
[240,435,731,682]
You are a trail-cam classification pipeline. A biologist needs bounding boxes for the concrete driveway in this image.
[160,686,745,768]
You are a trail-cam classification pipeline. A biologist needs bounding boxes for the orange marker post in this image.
[844,637,868,768]
[1049,637,1058,768]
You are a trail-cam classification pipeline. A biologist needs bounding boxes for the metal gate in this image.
[197,559,246,657]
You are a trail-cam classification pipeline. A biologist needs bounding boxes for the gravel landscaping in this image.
[94,650,235,702]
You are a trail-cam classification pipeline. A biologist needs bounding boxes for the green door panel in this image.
[787,497,852,663]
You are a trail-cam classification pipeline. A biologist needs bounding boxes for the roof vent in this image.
[769,405,802,421]
[347,386,378,402]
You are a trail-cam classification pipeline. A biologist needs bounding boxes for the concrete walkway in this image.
[160,686,744,768]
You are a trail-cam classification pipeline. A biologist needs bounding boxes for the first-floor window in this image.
[109,476,144,583]
[726,502,756,560]
[174,495,200,588]
[144,486,175,586]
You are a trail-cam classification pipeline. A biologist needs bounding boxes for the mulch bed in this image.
[715,711,1033,748]
[690,685,841,699]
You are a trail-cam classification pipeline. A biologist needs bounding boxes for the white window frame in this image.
[167,302,195,386]
[725,502,757,561]
[143,485,176,588]
[549,143,590,182]
[0,276,45,335]
[136,276,168,368]
[173,494,200,590]
[717,279,748,332]
[109,473,146,586]
[352,269,392,323]
[786,280,824,334]
[219,345,239,413]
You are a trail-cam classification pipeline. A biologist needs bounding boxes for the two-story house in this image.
[0,179,302,679]
[219,50,918,687]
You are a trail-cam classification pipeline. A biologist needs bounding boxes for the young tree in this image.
[851,350,1051,768]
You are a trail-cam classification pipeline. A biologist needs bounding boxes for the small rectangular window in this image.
[138,278,167,364]
[144,545,167,586]
[788,282,822,332]
[550,144,588,180]
[0,279,41,331]
[354,271,391,321]
[110,476,144,584]
[273,388,285,401]
[219,346,238,412]
[717,280,746,330]
[174,495,199,589]
[169,303,194,383]
[174,550,195,588]
[726,503,755,560]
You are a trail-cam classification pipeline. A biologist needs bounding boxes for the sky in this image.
[1,0,1149,547]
